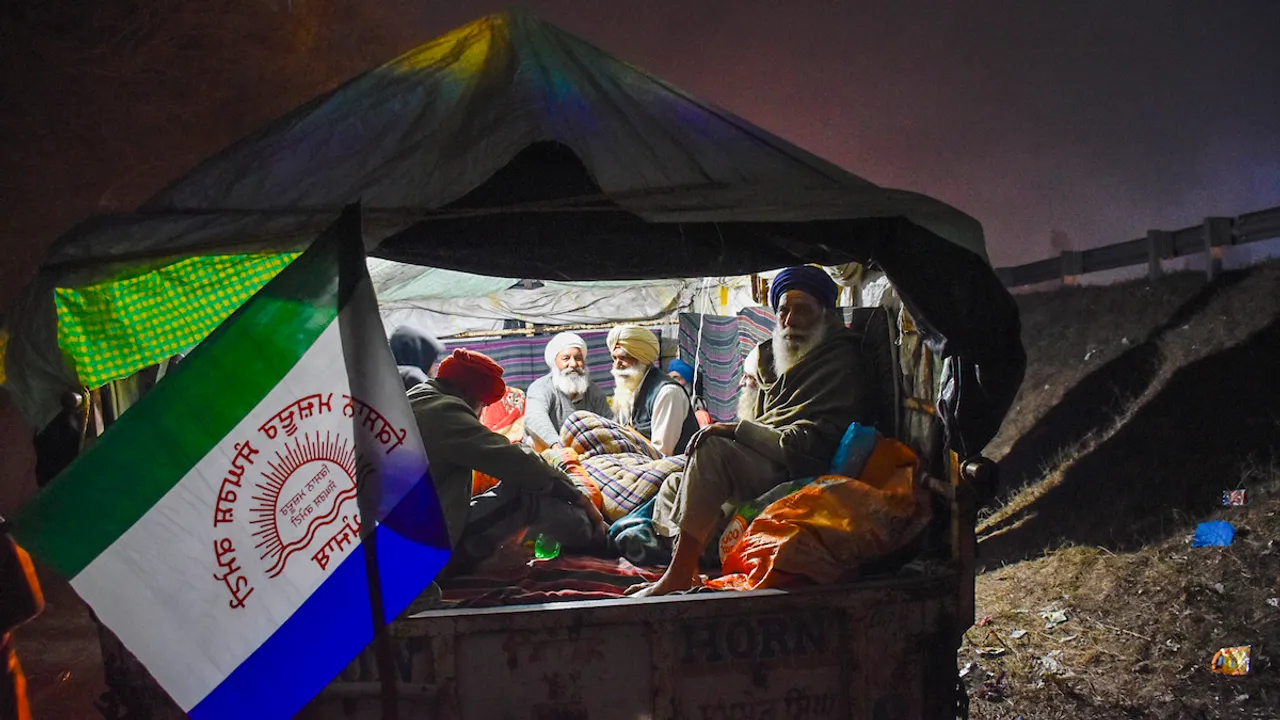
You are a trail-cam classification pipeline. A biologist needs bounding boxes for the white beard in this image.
[736,386,760,422]
[772,321,829,376]
[610,366,646,425]
[552,366,591,398]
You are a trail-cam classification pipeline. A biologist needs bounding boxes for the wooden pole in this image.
[337,202,399,720]
[359,531,399,720]
[445,317,673,340]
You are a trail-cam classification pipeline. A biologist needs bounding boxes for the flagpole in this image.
[359,534,400,720]
[337,202,400,720]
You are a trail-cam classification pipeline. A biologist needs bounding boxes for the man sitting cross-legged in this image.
[628,266,875,597]
[524,332,612,451]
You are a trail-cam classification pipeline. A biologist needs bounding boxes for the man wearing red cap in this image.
[630,266,875,597]
[409,349,607,569]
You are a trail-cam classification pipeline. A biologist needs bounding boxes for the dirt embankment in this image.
[967,261,1280,719]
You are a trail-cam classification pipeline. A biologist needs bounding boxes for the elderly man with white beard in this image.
[607,325,699,456]
[735,346,762,422]
[629,266,876,597]
[524,332,613,450]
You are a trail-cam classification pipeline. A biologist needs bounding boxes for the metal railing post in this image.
[1146,229,1171,282]
[1202,217,1232,282]
[1061,250,1083,285]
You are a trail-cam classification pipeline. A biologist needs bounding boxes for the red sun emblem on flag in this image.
[250,432,361,577]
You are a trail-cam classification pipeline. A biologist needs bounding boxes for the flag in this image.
[11,205,450,718]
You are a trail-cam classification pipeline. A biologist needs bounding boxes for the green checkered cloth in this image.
[55,253,299,388]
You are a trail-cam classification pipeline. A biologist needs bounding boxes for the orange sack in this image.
[707,437,931,591]
[472,387,528,495]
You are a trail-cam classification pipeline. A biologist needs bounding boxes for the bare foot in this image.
[626,574,697,598]
[623,581,655,596]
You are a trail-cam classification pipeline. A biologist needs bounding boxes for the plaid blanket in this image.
[549,412,688,522]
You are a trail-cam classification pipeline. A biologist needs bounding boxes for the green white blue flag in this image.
[12,205,450,718]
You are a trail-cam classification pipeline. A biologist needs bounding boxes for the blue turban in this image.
[769,266,839,311]
[668,357,695,385]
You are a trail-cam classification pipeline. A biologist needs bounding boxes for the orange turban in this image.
[436,348,506,405]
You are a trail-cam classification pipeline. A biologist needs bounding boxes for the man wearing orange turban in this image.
[409,349,607,569]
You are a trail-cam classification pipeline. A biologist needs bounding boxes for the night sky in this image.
[423,1,1278,266]
[404,1,1274,267]
[1,1,1277,280]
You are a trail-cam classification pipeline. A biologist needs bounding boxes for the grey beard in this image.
[736,386,760,422]
[772,322,828,376]
[552,367,590,397]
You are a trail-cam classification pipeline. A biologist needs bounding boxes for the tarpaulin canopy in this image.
[4,8,1023,455]
[369,257,755,337]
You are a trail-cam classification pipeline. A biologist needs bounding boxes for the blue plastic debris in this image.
[1192,521,1235,547]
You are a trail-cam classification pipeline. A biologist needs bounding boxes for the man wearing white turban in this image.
[524,332,612,450]
[607,325,698,456]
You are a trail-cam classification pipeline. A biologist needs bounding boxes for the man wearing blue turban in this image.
[666,357,695,388]
[630,265,875,597]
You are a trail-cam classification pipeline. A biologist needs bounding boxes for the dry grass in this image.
[982,272,1209,465]
[967,260,1280,718]
[966,459,1280,718]
[979,261,1280,558]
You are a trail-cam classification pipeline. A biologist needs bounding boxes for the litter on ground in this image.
[1191,521,1235,547]
[1210,646,1251,676]
[1039,609,1069,629]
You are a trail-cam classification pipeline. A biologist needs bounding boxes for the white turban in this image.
[544,332,588,369]
[606,325,661,367]
[742,346,761,381]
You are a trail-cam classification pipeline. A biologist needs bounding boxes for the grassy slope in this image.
[966,261,1280,719]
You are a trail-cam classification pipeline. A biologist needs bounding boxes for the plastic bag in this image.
[707,437,930,591]
[717,477,817,563]
[716,423,878,564]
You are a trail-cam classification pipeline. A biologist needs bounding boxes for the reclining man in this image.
[524,332,612,450]
[608,325,698,456]
[630,266,875,596]
[408,349,608,571]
